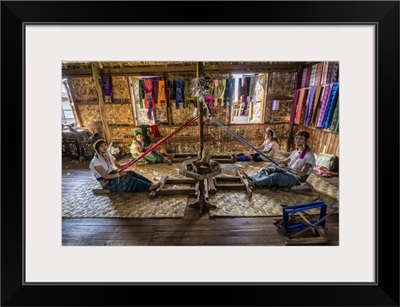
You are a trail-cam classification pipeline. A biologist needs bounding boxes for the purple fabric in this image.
[204,94,214,108]
[101,76,114,103]
[241,96,249,116]
[322,82,339,128]
[316,83,333,127]
[303,86,316,126]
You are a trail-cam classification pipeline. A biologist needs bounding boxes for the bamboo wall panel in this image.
[104,104,134,125]
[267,72,297,97]
[76,105,101,127]
[69,77,98,103]
[170,102,195,125]
[111,76,130,102]
[265,99,292,123]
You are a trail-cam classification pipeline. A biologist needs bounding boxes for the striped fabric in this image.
[289,89,300,124]
[106,171,152,193]
[316,83,333,127]
[322,82,339,128]
[303,86,317,126]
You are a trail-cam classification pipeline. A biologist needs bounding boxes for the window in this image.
[61,81,75,125]
[230,73,267,124]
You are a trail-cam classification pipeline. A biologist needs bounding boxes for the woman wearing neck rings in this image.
[247,130,316,190]
[89,134,161,193]
[252,126,279,161]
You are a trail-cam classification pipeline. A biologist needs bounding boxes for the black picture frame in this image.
[1,1,399,306]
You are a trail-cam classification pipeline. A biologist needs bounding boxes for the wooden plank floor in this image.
[62,157,339,246]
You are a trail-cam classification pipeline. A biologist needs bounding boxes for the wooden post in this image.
[91,62,112,143]
[197,62,204,160]
[128,76,138,126]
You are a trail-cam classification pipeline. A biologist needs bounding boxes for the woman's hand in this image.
[119,170,127,176]
[278,163,287,169]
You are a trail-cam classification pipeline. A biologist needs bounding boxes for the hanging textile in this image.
[320,62,329,85]
[249,76,257,101]
[101,76,114,103]
[204,94,214,108]
[322,82,339,128]
[184,80,192,108]
[309,64,318,86]
[238,77,249,98]
[305,85,322,126]
[289,89,300,124]
[294,88,307,124]
[214,79,226,100]
[152,79,159,108]
[316,83,333,127]
[296,70,303,89]
[314,62,324,86]
[310,85,324,127]
[157,80,167,108]
[301,67,311,88]
[143,79,154,120]
[241,96,249,116]
[303,86,316,126]
[327,62,339,84]
[167,80,176,100]
[224,78,235,107]
[330,102,339,132]
[175,80,185,108]
[138,79,144,108]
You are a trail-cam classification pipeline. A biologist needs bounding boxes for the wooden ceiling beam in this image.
[62,62,301,77]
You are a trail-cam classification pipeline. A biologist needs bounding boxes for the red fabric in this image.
[151,124,159,138]
[314,165,338,177]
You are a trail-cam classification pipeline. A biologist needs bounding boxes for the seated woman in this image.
[129,130,172,164]
[247,130,316,190]
[89,133,161,193]
[252,126,280,161]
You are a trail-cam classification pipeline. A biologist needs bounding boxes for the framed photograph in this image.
[1,1,398,306]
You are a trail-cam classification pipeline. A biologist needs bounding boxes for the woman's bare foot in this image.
[242,171,255,188]
[149,181,162,191]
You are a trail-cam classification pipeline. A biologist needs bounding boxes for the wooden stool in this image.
[274,198,338,245]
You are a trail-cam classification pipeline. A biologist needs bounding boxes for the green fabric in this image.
[330,102,339,132]
[138,80,144,108]
[131,151,164,164]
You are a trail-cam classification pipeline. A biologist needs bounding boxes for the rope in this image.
[120,115,200,171]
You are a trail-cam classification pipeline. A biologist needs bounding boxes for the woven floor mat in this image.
[208,163,339,217]
[62,178,187,219]
[62,159,338,218]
